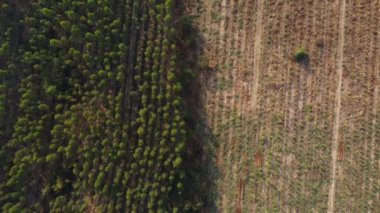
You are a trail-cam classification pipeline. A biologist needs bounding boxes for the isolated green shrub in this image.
[294,47,308,62]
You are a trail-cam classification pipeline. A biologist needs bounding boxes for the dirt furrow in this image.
[226,0,246,211]
[215,0,228,166]
[327,0,346,212]
[369,0,380,207]
[222,0,240,209]
[250,0,264,112]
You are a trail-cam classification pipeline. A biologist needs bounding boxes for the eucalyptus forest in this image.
[0,0,204,212]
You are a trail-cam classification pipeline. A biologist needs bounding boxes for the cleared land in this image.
[186,0,380,211]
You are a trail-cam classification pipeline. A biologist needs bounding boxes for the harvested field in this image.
[185,0,380,211]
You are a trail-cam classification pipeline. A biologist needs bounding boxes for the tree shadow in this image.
[175,2,219,212]
[299,55,311,72]
[294,54,312,73]
[293,47,312,73]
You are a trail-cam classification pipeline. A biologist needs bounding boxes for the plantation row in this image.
[0,0,197,212]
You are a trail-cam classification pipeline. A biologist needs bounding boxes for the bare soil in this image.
[185,0,380,211]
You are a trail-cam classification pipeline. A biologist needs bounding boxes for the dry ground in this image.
[185,0,380,212]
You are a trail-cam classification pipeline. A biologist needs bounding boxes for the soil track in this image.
[327,0,346,212]
[250,0,264,112]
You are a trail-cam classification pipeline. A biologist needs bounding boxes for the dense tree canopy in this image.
[0,0,200,212]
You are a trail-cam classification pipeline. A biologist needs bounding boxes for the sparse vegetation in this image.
[184,0,379,212]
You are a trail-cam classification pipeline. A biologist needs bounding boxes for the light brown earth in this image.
[185,0,380,212]
[327,0,346,211]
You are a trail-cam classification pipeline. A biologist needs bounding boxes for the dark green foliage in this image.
[0,0,191,212]
[40,8,54,18]
[294,47,309,62]
[49,39,62,48]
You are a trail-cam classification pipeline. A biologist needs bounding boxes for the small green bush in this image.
[294,47,308,62]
